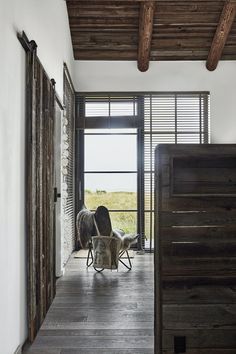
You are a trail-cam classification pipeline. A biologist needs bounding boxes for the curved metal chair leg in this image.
[93,266,105,272]
[86,243,94,267]
[119,250,132,270]
[86,242,105,272]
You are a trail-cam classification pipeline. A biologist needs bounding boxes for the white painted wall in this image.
[1,0,236,350]
[0,1,74,353]
[74,60,236,143]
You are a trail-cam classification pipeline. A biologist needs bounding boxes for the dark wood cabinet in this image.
[155,144,236,354]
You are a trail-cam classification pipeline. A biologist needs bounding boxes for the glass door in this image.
[84,129,138,234]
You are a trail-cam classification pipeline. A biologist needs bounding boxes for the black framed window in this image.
[84,128,138,234]
[143,93,209,251]
[76,92,210,251]
[75,93,144,248]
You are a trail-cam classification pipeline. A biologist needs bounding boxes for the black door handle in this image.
[54,188,61,202]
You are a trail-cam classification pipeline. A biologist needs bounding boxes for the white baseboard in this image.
[56,265,65,278]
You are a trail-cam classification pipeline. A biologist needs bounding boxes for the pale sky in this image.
[84,129,137,192]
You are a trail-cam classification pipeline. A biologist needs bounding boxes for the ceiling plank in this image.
[67,0,236,62]
[206,0,236,71]
[66,0,158,2]
[138,1,155,72]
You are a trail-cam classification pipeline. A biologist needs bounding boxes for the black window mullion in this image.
[137,96,145,250]
[200,93,202,144]
[149,95,154,253]
[203,94,209,143]
[175,93,177,143]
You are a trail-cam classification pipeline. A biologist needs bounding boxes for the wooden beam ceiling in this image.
[66,1,236,66]
[138,1,155,72]
[206,0,236,71]
[66,0,158,2]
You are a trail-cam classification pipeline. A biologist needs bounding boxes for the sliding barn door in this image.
[26,50,56,341]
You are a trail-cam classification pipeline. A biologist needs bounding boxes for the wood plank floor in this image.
[24,253,154,354]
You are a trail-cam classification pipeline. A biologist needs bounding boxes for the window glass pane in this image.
[85,99,137,117]
[85,173,137,210]
[110,212,137,234]
[85,102,109,117]
[145,212,154,240]
[85,129,137,134]
[85,189,137,211]
[144,133,175,171]
[110,101,137,116]
[85,135,137,171]
[177,96,200,132]
[85,173,137,193]
[144,173,154,211]
[177,134,200,144]
[143,92,209,251]
[144,95,176,132]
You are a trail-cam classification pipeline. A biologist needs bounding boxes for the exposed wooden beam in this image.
[66,0,158,2]
[138,1,155,72]
[206,0,236,71]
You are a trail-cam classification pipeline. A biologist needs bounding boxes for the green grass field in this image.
[85,190,137,233]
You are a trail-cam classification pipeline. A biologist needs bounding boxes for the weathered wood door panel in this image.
[55,99,63,277]
[155,144,236,354]
[26,50,56,342]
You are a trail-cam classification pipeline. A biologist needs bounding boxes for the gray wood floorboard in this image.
[39,329,153,336]
[24,253,154,353]
[61,350,154,354]
[42,321,154,331]
[32,335,153,349]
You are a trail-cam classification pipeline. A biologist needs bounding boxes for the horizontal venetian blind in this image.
[144,92,210,250]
